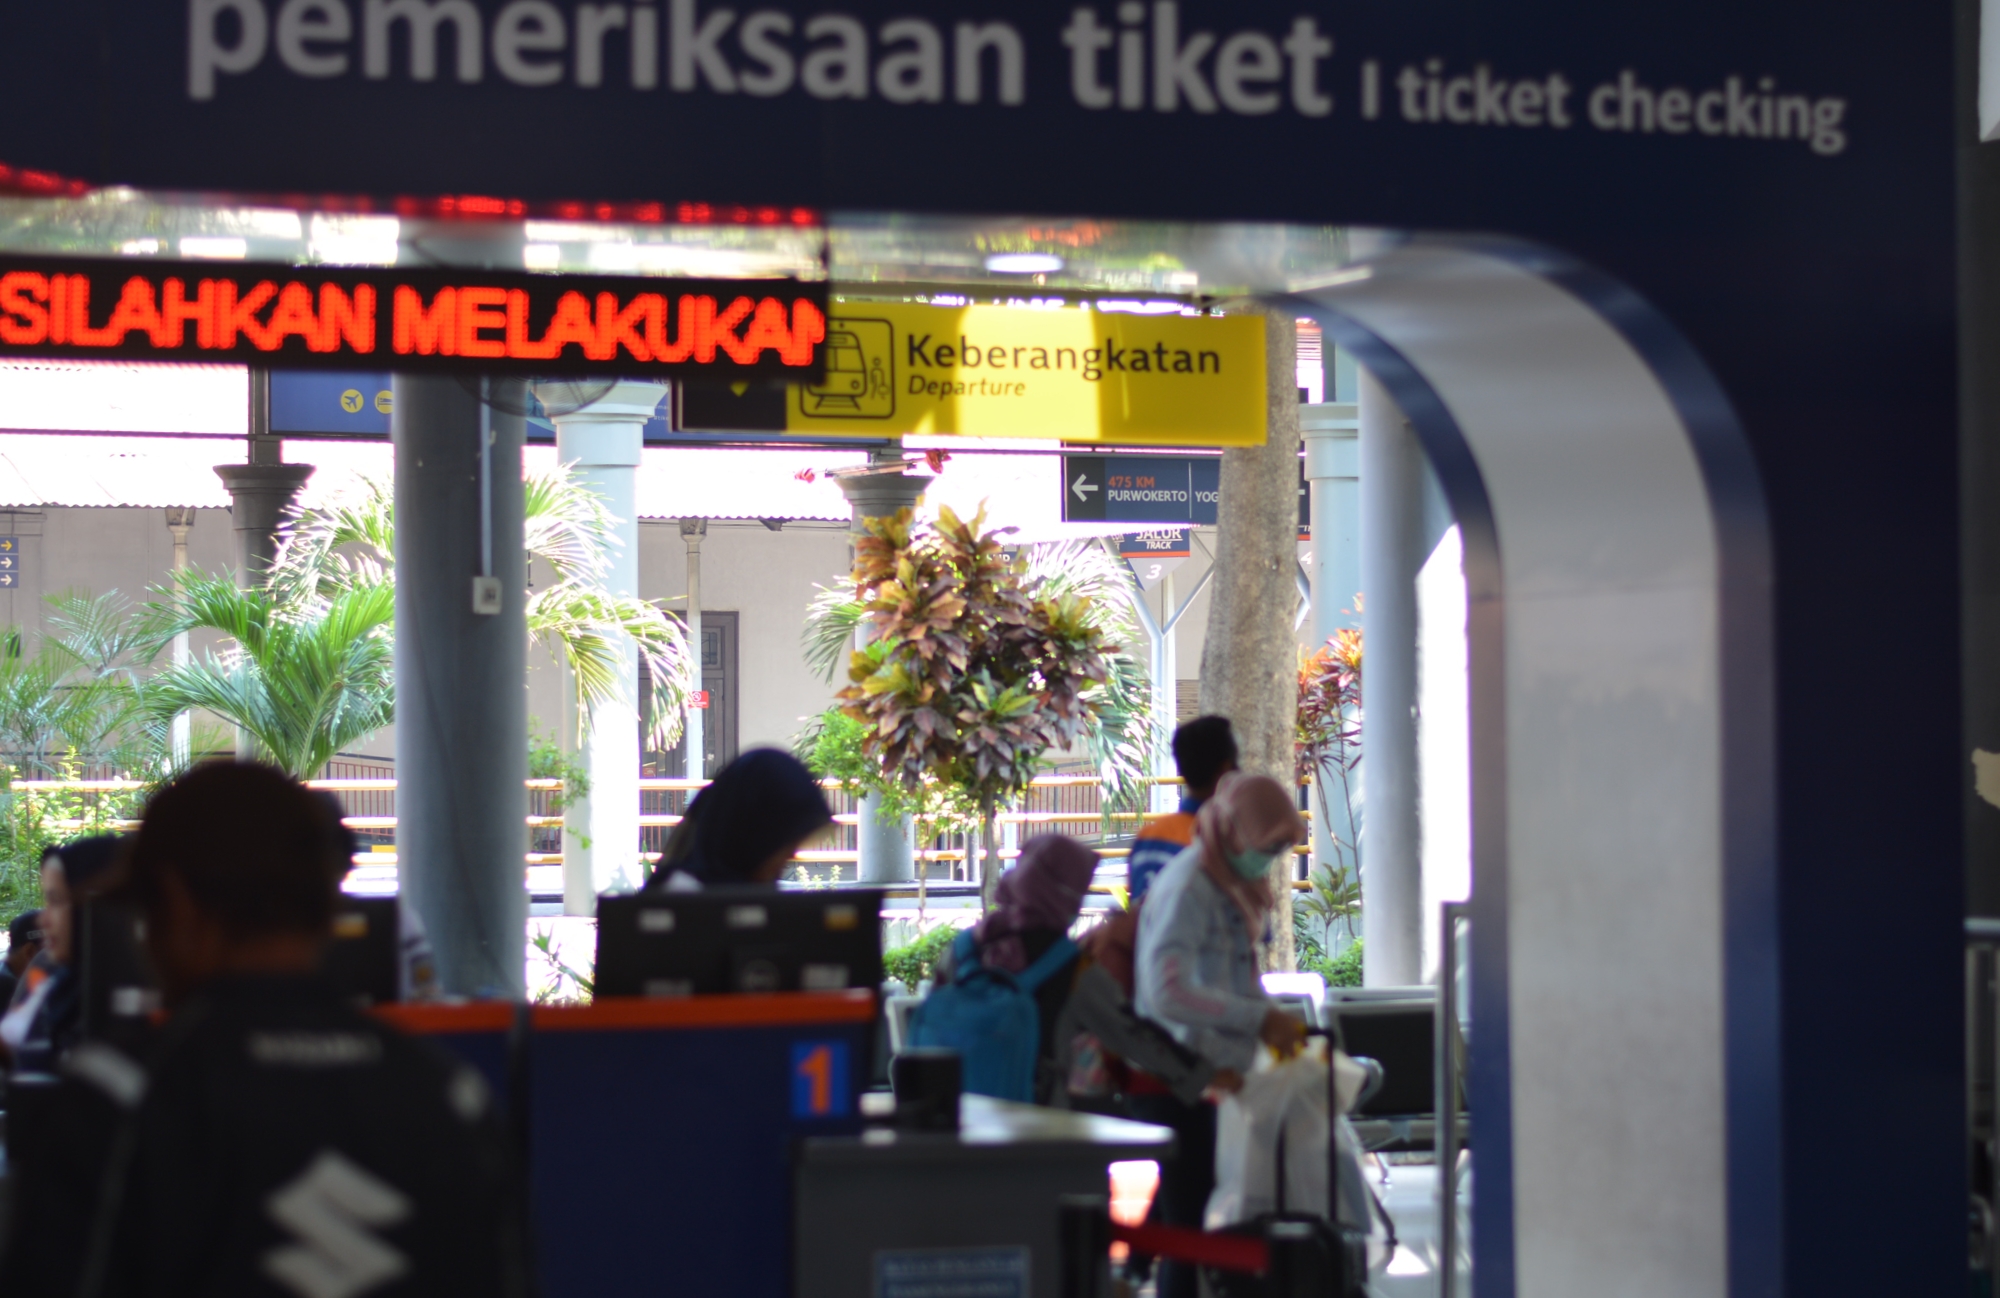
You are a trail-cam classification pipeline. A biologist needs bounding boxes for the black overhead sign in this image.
[1062,453,1308,531]
[0,258,826,379]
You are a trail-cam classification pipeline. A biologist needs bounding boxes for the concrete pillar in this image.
[165,508,194,767]
[214,368,312,589]
[1358,367,1425,986]
[1302,401,1362,883]
[392,375,528,999]
[538,380,661,912]
[836,462,932,884]
[680,518,706,782]
[212,461,312,587]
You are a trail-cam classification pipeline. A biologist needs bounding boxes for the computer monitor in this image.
[75,893,403,1030]
[594,888,882,998]
[77,897,158,1042]
[1326,999,1437,1118]
[323,895,401,1006]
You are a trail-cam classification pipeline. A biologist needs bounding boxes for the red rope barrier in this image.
[1110,1221,1269,1275]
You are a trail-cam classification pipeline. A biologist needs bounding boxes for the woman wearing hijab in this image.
[1131,772,1308,1298]
[644,748,835,891]
[936,833,1100,1099]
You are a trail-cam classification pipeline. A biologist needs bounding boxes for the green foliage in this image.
[797,705,977,839]
[139,574,395,780]
[0,755,145,926]
[529,928,595,1004]
[1298,631,1363,934]
[270,466,697,750]
[832,505,1122,903]
[883,923,959,994]
[1297,864,1362,947]
[803,529,1155,836]
[1294,928,1363,989]
[0,592,163,779]
[816,506,1116,801]
[528,721,589,814]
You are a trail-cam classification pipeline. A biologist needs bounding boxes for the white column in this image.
[680,518,706,782]
[1359,367,1424,986]
[165,507,194,767]
[1302,402,1361,879]
[537,379,663,911]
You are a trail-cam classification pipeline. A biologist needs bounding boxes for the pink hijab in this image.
[1194,772,1306,937]
[976,834,1100,974]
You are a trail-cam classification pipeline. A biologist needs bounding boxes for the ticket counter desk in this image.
[380,990,877,1298]
[795,1097,1175,1298]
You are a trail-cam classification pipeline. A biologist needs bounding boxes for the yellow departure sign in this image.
[783,302,1267,446]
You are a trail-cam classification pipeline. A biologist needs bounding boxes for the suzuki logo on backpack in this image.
[262,1150,412,1298]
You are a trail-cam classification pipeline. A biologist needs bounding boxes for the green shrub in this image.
[1295,928,1364,989]
[884,924,959,994]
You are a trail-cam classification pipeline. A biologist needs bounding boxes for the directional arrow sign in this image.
[0,572,18,588]
[0,555,16,571]
[1063,457,1107,521]
[1062,454,1216,525]
[0,537,18,554]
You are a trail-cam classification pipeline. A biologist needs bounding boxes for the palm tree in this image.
[142,575,394,779]
[272,467,694,749]
[145,466,696,779]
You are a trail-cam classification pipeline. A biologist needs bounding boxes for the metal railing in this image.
[9,772,1320,883]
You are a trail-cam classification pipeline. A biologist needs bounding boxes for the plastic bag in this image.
[1206,1044,1332,1229]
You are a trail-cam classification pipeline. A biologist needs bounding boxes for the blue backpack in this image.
[908,929,1079,1102]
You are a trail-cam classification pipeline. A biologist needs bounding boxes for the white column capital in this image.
[536,379,666,468]
[1301,402,1360,479]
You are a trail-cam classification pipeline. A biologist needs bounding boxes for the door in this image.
[649,610,738,778]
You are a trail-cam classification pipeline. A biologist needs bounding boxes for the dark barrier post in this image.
[1057,1194,1111,1298]
[1264,1220,1328,1298]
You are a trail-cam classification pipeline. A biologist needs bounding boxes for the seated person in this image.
[935,834,1225,1109]
[645,748,833,890]
[0,762,532,1297]
[0,908,43,1009]
[1,837,123,1077]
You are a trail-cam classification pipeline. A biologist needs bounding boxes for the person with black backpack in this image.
[0,762,534,1298]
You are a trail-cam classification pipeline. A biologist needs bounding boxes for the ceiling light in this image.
[984,252,1064,274]
[179,236,247,259]
[1095,300,1188,315]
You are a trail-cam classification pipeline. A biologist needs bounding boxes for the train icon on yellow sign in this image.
[800,319,893,419]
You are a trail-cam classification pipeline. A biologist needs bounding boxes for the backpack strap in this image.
[950,928,980,976]
[1016,937,1080,992]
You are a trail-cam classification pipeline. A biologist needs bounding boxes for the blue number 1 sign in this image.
[791,1040,851,1119]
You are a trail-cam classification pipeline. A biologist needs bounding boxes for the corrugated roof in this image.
[0,359,1147,538]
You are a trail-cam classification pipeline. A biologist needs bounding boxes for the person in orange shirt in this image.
[1126,716,1239,905]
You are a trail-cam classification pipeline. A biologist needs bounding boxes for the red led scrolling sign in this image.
[0,258,827,379]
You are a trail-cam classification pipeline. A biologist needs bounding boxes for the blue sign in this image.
[875,1248,1028,1298]
[0,572,16,589]
[270,371,394,437]
[789,1039,850,1119]
[269,372,668,443]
